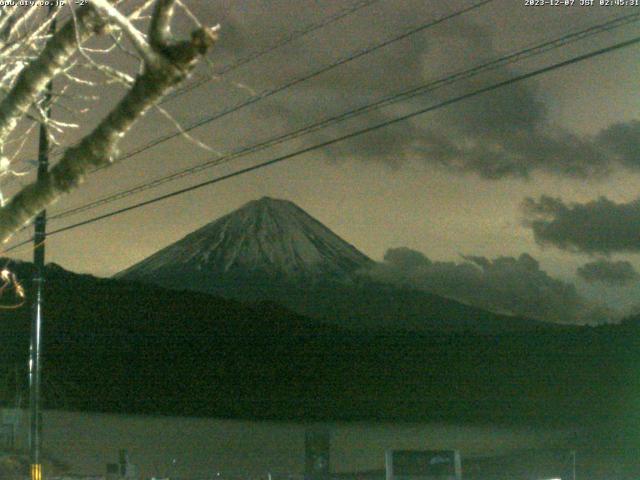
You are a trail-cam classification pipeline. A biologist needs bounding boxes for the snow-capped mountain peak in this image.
[117,197,373,285]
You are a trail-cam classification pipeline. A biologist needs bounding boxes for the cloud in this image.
[193,2,640,181]
[596,120,640,169]
[385,27,638,178]
[364,248,609,324]
[577,259,639,286]
[522,195,640,254]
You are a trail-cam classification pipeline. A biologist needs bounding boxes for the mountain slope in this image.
[117,196,373,285]
[0,260,635,426]
[117,197,557,333]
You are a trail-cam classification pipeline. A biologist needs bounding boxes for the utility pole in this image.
[29,87,50,480]
[29,8,55,480]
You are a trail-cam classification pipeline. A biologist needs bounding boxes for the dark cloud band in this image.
[364,248,608,324]
[577,259,639,286]
[210,2,640,181]
[522,195,640,254]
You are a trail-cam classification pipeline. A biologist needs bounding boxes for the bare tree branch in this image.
[0,3,219,243]
[4,5,40,44]
[90,0,161,67]
[150,0,176,49]
[0,5,105,151]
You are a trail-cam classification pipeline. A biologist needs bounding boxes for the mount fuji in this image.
[117,196,373,287]
[117,197,555,332]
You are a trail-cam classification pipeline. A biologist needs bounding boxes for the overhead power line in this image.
[4,31,639,254]
[88,0,495,174]
[1,0,496,248]
[38,0,383,160]
[163,0,384,101]
[49,11,640,221]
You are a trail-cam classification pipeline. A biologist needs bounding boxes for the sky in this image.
[4,0,640,324]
